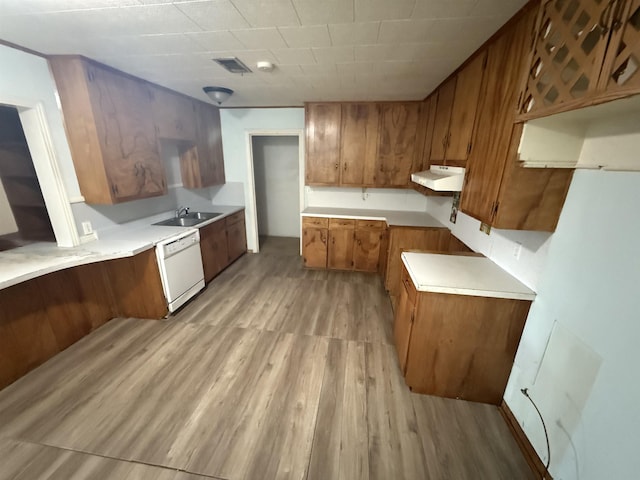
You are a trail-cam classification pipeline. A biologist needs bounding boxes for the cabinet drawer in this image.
[401,264,417,304]
[302,216,329,228]
[356,219,385,230]
[226,210,245,226]
[329,218,355,229]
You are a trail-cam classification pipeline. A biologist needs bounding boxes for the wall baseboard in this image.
[499,400,553,480]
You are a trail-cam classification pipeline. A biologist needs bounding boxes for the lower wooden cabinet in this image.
[302,216,385,272]
[199,209,246,282]
[394,264,531,405]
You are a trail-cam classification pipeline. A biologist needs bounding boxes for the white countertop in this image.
[402,252,536,301]
[301,207,445,228]
[0,205,243,290]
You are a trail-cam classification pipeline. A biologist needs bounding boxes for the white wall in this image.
[307,186,429,212]
[220,108,304,251]
[252,135,300,237]
[427,170,640,479]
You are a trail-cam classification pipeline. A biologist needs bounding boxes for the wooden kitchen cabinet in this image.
[393,262,531,405]
[49,56,166,204]
[302,216,329,268]
[340,103,379,186]
[460,4,574,231]
[305,103,341,185]
[429,52,486,166]
[226,210,247,263]
[384,226,450,306]
[149,85,197,142]
[199,219,228,282]
[180,101,225,189]
[327,218,355,270]
[353,220,385,272]
[375,102,421,186]
[519,0,640,119]
[416,95,438,172]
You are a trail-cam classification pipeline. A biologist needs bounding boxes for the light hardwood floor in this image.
[0,237,533,479]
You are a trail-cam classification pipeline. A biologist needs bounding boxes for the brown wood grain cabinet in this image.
[384,226,450,306]
[49,56,167,204]
[302,216,385,272]
[339,103,379,186]
[302,217,329,268]
[149,85,197,142]
[429,77,456,162]
[305,103,341,185]
[417,95,438,172]
[226,210,247,263]
[519,0,640,119]
[199,219,229,282]
[395,264,531,405]
[327,218,355,270]
[460,5,573,231]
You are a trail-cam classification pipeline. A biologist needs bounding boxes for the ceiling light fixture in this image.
[203,86,234,105]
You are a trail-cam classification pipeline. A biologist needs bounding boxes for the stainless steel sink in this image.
[153,212,222,227]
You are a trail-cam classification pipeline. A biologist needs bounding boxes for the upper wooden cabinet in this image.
[461,3,574,231]
[375,102,421,186]
[417,95,438,172]
[305,103,341,185]
[180,101,225,189]
[149,86,197,142]
[305,101,421,187]
[340,103,379,186]
[429,52,486,166]
[519,0,640,119]
[50,56,166,204]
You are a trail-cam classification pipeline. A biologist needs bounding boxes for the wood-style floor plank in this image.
[0,236,533,480]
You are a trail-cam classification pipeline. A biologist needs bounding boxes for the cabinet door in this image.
[149,86,197,141]
[305,103,341,184]
[200,220,228,282]
[418,95,438,171]
[328,219,355,270]
[302,227,328,268]
[598,0,640,94]
[84,64,166,201]
[227,214,247,262]
[445,52,486,164]
[461,7,538,224]
[353,228,383,272]
[181,102,225,188]
[519,0,611,117]
[393,266,417,374]
[375,103,420,186]
[429,77,456,163]
[340,103,379,186]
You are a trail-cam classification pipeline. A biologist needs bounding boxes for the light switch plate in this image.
[81,221,93,235]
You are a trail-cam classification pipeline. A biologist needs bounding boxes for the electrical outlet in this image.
[81,221,93,235]
[513,242,522,260]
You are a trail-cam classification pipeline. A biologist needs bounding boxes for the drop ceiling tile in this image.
[176,1,250,31]
[186,30,245,50]
[292,0,354,25]
[335,62,375,75]
[271,47,316,65]
[312,46,354,63]
[231,28,287,49]
[299,63,338,75]
[0,0,139,15]
[116,34,205,55]
[278,25,331,48]
[354,0,416,22]
[425,16,502,46]
[354,43,441,62]
[378,19,437,43]
[231,0,300,27]
[271,64,304,74]
[470,0,527,17]
[328,22,380,46]
[411,0,478,19]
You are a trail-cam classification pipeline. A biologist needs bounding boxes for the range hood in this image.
[411,165,466,191]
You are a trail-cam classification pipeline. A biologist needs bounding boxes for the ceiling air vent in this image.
[213,57,252,74]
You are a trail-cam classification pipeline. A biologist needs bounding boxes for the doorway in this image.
[248,134,302,252]
[0,105,55,251]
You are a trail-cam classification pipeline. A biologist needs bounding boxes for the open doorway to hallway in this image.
[250,135,300,250]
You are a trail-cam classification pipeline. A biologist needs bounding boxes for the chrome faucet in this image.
[175,206,189,218]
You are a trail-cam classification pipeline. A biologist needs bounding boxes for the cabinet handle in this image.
[335,162,339,169]
[344,162,347,171]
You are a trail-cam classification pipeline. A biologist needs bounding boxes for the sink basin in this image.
[153,212,222,227]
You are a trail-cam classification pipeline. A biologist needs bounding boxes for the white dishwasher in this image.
[156,229,205,313]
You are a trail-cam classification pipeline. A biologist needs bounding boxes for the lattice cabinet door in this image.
[598,0,640,93]
[519,0,613,115]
